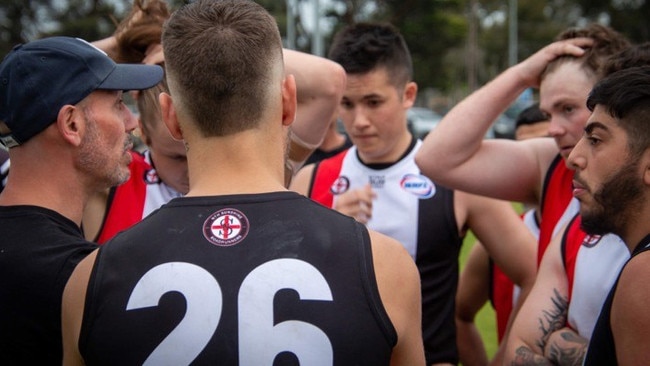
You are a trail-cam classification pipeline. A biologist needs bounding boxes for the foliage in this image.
[1,0,648,104]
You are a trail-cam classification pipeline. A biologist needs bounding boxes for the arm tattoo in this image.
[511,346,554,366]
[535,288,569,350]
[546,331,588,366]
[509,289,570,365]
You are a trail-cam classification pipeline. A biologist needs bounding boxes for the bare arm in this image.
[611,251,650,365]
[542,327,587,365]
[504,228,584,365]
[62,249,99,366]
[369,230,426,366]
[414,38,592,205]
[284,49,346,172]
[455,243,491,366]
[460,193,537,293]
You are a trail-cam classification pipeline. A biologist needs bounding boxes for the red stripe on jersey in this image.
[562,214,583,306]
[96,151,149,244]
[309,149,349,208]
[538,156,575,265]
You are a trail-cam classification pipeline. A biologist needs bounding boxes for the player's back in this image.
[79,191,396,365]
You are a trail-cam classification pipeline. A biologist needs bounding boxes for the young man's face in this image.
[77,90,137,189]
[540,61,596,160]
[338,67,416,164]
[568,105,644,236]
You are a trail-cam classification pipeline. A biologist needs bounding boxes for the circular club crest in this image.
[203,208,250,247]
[330,176,350,195]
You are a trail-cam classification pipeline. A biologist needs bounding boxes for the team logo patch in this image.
[144,169,160,184]
[330,176,350,195]
[400,174,435,199]
[203,208,250,247]
[582,234,602,248]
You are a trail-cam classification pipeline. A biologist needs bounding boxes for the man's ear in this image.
[642,148,650,187]
[56,105,84,146]
[282,74,297,127]
[159,92,183,140]
[402,81,418,109]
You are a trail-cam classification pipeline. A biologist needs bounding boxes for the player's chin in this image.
[114,168,132,186]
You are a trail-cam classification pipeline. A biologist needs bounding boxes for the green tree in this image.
[0,0,132,57]
[576,0,650,43]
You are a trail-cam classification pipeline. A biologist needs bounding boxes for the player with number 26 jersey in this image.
[78,192,398,365]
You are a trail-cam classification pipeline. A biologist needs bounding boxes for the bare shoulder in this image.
[368,230,419,284]
[62,249,99,366]
[613,250,650,312]
[611,250,650,364]
[367,229,420,319]
[368,229,425,365]
[288,163,316,196]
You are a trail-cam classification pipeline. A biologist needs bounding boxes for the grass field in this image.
[459,231,498,360]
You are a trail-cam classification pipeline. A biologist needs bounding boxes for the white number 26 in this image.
[127,259,334,365]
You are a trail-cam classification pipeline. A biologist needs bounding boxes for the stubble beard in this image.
[77,114,132,190]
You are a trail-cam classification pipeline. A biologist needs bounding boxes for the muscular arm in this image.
[543,328,587,365]
[460,193,537,294]
[504,228,585,365]
[455,243,490,366]
[414,38,592,206]
[284,49,346,173]
[369,230,426,366]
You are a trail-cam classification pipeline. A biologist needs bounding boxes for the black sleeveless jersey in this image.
[0,205,97,365]
[79,191,397,365]
[584,234,650,365]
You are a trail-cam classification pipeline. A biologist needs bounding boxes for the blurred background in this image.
[2,0,647,124]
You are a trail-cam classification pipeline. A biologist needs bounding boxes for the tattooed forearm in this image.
[545,330,588,366]
[510,346,554,366]
[535,288,569,350]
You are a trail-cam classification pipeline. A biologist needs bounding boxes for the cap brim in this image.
[98,64,164,91]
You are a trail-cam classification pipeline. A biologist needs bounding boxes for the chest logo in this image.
[144,169,160,184]
[330,176,350,195]
[400,174,435,199]
[581,234,602,248]
[203,208,249,247]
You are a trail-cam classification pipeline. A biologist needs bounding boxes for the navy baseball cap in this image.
[0,36,164,147]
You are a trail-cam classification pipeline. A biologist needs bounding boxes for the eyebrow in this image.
[584,121,608,134]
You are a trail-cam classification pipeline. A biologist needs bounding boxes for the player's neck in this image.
[185,132,287,196]
[0,167,88,226]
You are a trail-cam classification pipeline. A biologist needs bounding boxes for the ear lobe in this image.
[281,75,297,127]
[403,81,418,109]
[159,92,183,140]
[56,105,83,146]
[643,150,650,187]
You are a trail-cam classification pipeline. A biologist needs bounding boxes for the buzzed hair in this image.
[162,0,284,136]
[328,22,413,89]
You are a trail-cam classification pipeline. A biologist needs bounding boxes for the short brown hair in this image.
[162,0,284,136]
[602,42,650,77]
[114,0,170,64]
[542,23,630,82]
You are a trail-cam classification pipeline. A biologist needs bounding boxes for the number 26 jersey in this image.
[79,192,397,365]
